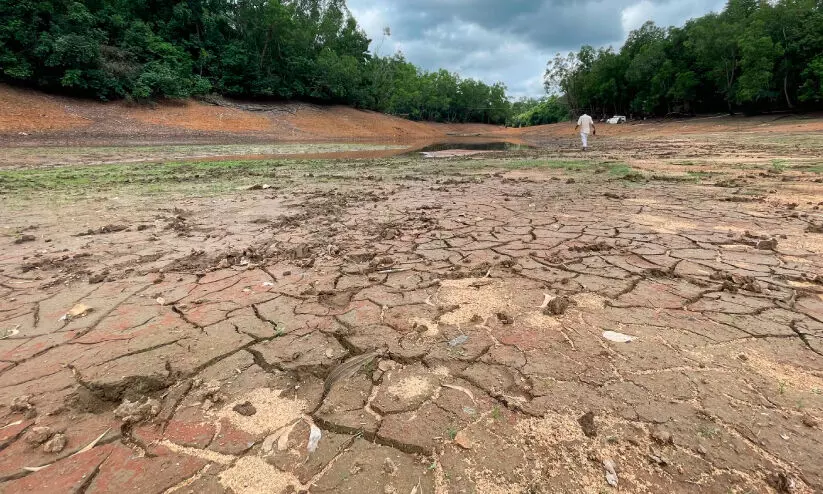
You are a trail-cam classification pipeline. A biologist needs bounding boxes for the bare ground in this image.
[1,98,823,494]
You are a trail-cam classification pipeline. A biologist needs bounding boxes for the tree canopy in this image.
[546,0,823,117]
[0,0,513,124]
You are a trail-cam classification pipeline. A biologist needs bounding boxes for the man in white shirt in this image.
[575,113,596,151]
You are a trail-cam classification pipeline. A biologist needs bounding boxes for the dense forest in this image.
[3,0,822,126]
[0,0,512,124]
[548,0,823,117]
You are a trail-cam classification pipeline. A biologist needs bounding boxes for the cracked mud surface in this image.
[1,132,823,494]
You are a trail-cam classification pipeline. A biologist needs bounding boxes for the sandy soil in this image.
[0,87,822,494]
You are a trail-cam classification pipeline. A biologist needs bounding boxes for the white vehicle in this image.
[607,115,627,124]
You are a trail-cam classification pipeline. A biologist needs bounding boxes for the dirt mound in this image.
[0,85,91,133]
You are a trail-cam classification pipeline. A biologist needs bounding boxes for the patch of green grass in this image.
[446,426,458,440]
[798,163,823,174]
[601,163,634,176]
[492,406,503,421]
[593,162,646,182]
[698,425,720,439]
[497,159,590,171]
[0,159,306,195]
[672,161,697,166]
[771,159,788,173]
[650,174,699,183]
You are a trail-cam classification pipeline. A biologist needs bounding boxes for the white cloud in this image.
[348,0,726,98]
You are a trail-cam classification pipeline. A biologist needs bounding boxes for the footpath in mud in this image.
[1,137,823,493]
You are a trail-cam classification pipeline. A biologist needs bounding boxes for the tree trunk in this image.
[784,75,794,109]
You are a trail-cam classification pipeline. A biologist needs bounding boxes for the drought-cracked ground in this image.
[1,132,823,494]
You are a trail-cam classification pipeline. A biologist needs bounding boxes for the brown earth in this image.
[1,86,823,494]
[0,84,500,145]
[3,83,823,149]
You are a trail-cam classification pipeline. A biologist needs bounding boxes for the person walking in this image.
[575,112,596,151]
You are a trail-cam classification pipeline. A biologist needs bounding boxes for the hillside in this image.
[0,85,501,145]
[3,85,823,150]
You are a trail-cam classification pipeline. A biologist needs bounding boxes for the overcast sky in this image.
[347,0,727,98]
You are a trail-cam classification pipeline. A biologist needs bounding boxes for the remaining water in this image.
[416,141,534,153]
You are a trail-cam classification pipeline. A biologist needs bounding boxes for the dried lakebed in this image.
[0,150,822,494]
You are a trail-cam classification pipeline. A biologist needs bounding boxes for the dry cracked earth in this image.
[1,143,823,494]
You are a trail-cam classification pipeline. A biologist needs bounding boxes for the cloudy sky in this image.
[347,0,727,98]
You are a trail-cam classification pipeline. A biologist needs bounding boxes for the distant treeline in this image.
[547,0,823,117]
[0,0,511,124]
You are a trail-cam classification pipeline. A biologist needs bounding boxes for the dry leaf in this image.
[539,293,552,309]
[307,424,322,453]
[75,428,110,455]
[603,331,635,343]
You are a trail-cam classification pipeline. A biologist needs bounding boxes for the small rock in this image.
[648,450,670,466]
[453,431,473,450]
[383,457,398,475]
[801,415,818,428]
[544,296,571,316]
[114,397,161,424]
[756,238,778,250]
[325,348,335,359]
[14,234,36,244]
[566,178,576,184]
[88,271,109,284]
[578,411,597,438]
[62,303,93,321]
[199,381,225,403]
[26,426,54,446]
[10,395,33,413]
[651,427,673,445]
[43,433,67,453]
[697,444,707,455]
[603,458,619,487]
[377,360,397,372]
[233,401,257,417]
[767,472,796,493]
[496,312,514,325]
